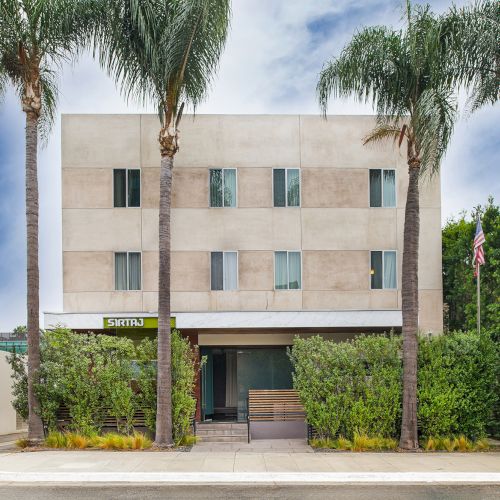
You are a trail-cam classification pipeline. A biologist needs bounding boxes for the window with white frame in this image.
[211,251,238,290]
[370,250,397,289]
[369,169,396,207]
[274,251,301,289]
[210,169,237,207]
[273,168,300,207]
[115,252,141,290]
[114,169,140,207]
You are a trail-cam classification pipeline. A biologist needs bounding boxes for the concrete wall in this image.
[0,351,18,435]
[61,114,443,332]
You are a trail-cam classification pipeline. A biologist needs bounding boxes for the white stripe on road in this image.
[0,472,499,484]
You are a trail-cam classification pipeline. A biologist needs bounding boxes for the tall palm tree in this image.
[99,0,231,446]
[440,0,499,112]
[0,0,100,443]
[317,2,457,450]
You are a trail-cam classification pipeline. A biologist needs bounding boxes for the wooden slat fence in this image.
[248,389,305,422]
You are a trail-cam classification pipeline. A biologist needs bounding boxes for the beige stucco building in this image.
[45,114,443,421]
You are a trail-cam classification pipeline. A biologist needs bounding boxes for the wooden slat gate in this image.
[247,389,306,442]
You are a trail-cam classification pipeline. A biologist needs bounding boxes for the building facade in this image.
[45,114,443,421]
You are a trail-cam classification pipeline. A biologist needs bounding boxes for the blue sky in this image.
[0,0,498,330]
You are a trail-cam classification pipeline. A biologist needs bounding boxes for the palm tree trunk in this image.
[399,159,420,451]
[25,110,44,443]
[155,153,174,446]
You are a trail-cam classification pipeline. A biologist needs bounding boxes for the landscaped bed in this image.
[310,434,493,452]
[15,431,197,452]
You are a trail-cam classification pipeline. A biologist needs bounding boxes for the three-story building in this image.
[45,114,443,421]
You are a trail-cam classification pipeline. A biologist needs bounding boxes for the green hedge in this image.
[289,335,402,439]
[9,327,197,443]
[418,331,497,440]
[289,331,498,441]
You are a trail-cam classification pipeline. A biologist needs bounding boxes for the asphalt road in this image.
[1,484,499,499]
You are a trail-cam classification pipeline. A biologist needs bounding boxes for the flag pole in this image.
[477,263,481,335]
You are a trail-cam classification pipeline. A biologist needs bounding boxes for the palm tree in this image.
[317,2,458,450]
[440,0,499,112]
[0,0,100,443]
[99,0,231,446]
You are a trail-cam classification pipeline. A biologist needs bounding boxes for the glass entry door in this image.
[236,349,293,420]
[201,347,293,421]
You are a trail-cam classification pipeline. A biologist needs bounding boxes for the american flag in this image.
[473,218,485,276]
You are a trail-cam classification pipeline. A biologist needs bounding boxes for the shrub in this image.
[135,330,198,445]
[418,331,498,440]
[9,327,198,445]
[290,334,401,440]
[291,332,497,444]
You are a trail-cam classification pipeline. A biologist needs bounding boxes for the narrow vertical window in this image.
[274,169,300,207]
[371,250,397,289]
[128,252,142,290]
[210,169,237,207]
[369,170,382,207]
[113,169,126,207]
[288,251,301,289]
[274,251,301,289]
[223,169,237,207]
[370,251,383,289]
[383,251,397,289]
[210,169,223,207]
[211,251,237,290]
[114,168,140,207]
[223,252,238,290]
[370,169,395,207]
[273,169,286,207]
[287,169,300,207]
[128,169,141,207]
[382,170,396,207]
[115,252,128,290]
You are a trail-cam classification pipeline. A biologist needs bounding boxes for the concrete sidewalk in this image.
[0,449,499,484]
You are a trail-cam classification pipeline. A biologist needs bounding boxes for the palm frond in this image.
[0,0,104,136]
[363,123,403,146]
[317,26,409,120]
[439,0,499,112]
[413,86,457,176]
[317,1,461,178]
[99,0,231,125]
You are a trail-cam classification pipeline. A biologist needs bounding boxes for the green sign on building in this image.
[103,316,176,329]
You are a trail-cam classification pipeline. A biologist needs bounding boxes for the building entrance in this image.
[200,347,293,422]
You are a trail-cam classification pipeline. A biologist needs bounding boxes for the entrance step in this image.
[196,422,248,443]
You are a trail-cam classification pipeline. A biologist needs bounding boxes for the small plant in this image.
[45,431,68,448]
[380,437,398,450]
[310,438,334,449]
[98,433,128,450]
[424,437,436,451]
[441,437,457,452]
[456,435,473,452]
[15,438,30,449]
[177,434,197,447]
[131,432,152,450]
[336,436,352,450]
[351,433,371,452]
[474,439,490,451]
[66,433,90,449]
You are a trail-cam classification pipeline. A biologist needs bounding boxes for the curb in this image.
[0,472,499,484]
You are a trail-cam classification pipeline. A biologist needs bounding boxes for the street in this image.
[1,484,499,500]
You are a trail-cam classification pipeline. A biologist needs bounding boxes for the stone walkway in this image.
[191,439,313,453]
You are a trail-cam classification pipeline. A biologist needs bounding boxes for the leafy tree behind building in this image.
[443,197,500,336]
